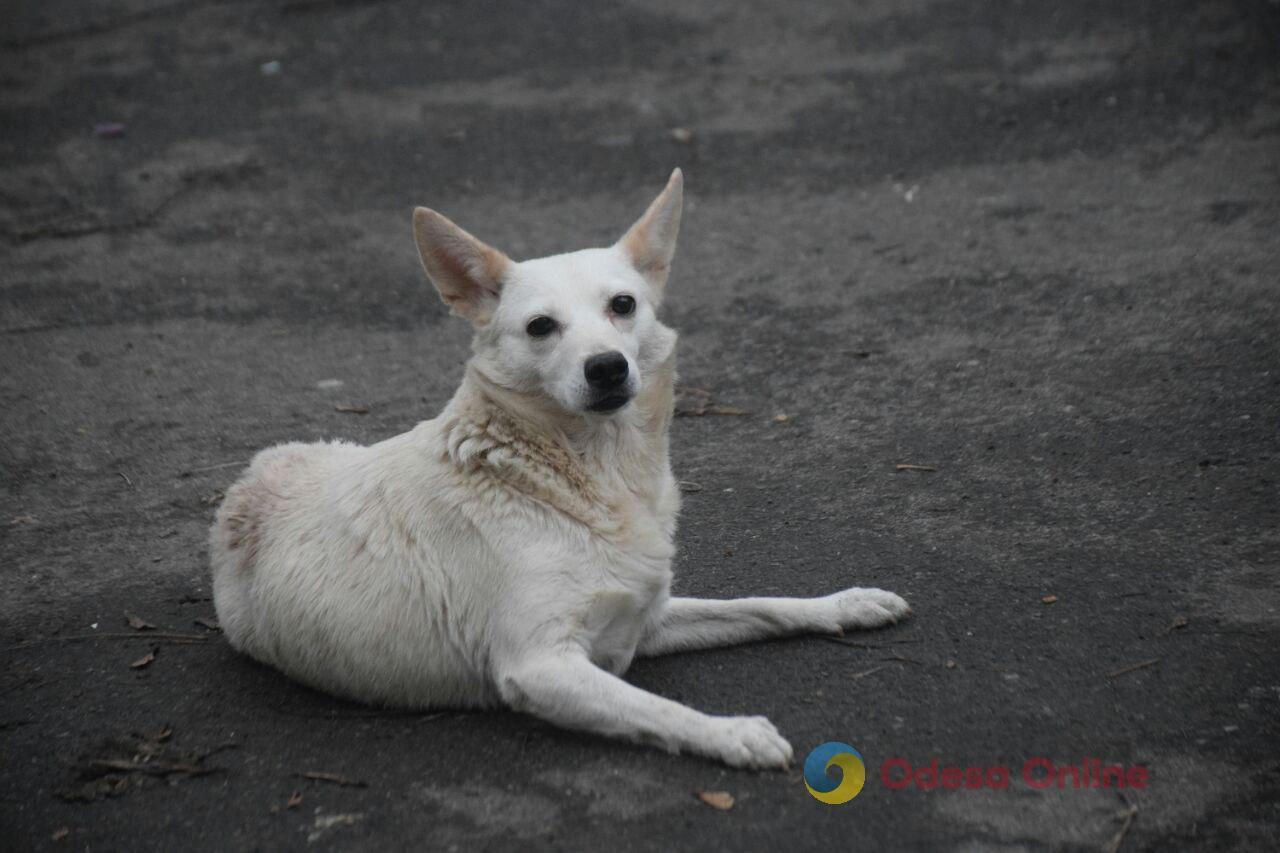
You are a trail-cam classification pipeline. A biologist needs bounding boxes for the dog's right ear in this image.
[412,208,511,325]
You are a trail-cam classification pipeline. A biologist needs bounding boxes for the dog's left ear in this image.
[617,168,683,302]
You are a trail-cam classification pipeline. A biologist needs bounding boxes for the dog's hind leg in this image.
[636,588,910,657]
[497,650,793,769]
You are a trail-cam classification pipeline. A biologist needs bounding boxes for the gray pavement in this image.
[2,0,1278,849]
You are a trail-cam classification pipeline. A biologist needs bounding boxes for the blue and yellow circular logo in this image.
[804,742,866,804]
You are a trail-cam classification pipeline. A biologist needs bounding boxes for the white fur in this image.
[210,170,910,768]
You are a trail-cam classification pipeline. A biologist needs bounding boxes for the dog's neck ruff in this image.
[438,357,677,536]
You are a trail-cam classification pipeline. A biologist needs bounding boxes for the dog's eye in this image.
[610,295,636,316]
[526,316,557,338]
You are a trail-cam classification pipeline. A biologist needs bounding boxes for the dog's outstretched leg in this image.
[636,588,910,657]
[497,651,793,769]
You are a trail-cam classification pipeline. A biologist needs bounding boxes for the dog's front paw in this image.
[707,716,793,770]
[826,587,911,631]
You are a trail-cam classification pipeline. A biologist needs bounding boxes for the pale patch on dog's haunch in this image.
[209,170,909,768]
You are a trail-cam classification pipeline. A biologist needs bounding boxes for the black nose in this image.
[584,351,629,390]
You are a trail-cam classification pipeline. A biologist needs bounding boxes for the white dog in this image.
[210,170,909,768]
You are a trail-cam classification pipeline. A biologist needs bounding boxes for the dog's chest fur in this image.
[440,364,681,672]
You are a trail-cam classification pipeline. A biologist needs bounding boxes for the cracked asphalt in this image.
[2,0,1278,849]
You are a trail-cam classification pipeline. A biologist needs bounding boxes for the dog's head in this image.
[412,170,682,417]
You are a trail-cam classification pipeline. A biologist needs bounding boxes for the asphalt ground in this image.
[2,0,1279,849]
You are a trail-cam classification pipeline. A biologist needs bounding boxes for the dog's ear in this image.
[617,168,683,301]
[412,208,511,325]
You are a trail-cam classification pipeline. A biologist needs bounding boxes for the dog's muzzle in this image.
[584,351,632,413]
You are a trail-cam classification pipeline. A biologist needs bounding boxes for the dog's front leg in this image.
[496,650,792,769]
[637,587,910,657]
